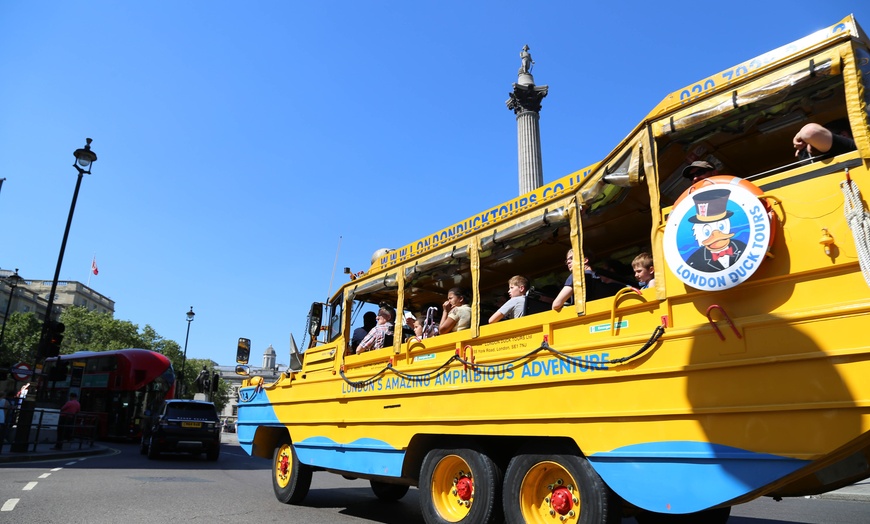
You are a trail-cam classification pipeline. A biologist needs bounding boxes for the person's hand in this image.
[793,132,809,157]
[442,300,452,312]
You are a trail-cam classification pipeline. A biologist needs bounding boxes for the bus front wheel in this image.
[419,448,502,524]
[503,453,620,524]
[272,439,312,504]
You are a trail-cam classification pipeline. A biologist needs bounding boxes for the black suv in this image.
[140,399,221,460]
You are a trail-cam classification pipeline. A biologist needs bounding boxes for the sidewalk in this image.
[0,430,240,464]
[0,439,110,464]
[815,478,870,502]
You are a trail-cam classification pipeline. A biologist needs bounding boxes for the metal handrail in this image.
[0,405,98,453]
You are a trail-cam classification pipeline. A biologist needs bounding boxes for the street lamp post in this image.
[37,139,98,360]
[0,268,25,348]
[179,306,195,397]
[13,140,96,453]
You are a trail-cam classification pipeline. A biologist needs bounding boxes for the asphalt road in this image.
[1,433,869,523]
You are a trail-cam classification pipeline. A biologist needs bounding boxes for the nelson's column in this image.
[506,44,549,195]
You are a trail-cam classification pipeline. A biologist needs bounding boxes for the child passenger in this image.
[552,249,576,312]
[632,252,656,290]
[489,275,528,323]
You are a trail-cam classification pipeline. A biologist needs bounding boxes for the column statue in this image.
[519,45,534,75]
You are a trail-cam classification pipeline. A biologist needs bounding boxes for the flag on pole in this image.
[91,256,99,275]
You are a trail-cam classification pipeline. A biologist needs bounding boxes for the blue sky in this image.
[1,1,865,367]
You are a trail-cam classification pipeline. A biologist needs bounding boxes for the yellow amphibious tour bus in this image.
[236,15,870,523]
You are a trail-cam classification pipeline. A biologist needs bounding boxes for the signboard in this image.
[11,361,33,381]
[36,408,60,429]
[664,183,772,291]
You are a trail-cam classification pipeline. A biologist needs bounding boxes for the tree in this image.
[60,306,147,352]
[1,307,228,410]
[211,374,231,414]
[179,357,229,412]
[139,324,184,381]
[0,311,42,365]
[0,306,187,378]
[141,325,182,360]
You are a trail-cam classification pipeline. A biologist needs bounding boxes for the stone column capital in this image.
[506,83,549,114]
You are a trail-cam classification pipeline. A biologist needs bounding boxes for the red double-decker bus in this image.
[41,349,175,439]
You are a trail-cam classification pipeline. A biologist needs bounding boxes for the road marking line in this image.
[39,473,50,479]
[65,461,77,465]
[2,499,19,511]
[22,482,37,491]
[51,467,62,472]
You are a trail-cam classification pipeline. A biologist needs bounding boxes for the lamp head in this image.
[5,268,24,288]
[73,138,97,172]
[186,306,195,322]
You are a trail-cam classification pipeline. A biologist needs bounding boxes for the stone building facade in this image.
[215,344,285,424]
[1,268,115,326]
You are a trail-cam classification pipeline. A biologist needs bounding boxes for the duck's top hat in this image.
[688,189,734,223]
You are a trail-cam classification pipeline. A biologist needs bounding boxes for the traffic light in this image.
[44,320,65,358]
[211,372,220,393]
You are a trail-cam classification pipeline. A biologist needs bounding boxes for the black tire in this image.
[503,453,620,524]
[419,448,502,524]
[146,436,160,460]
[206,445,220,461]
[370,480,410,502]
[636,506,731,524]
[272,439,312,504]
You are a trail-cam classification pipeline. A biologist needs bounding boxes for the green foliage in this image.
[1,306,230,413]
[212,376,231,413]
[1,306,189,381]
[0,311,42,364]
[59,306,148,352]
[141,325,182,359]
[178,357,229,412]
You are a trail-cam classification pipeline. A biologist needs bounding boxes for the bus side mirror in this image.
[307,303,323,340]
[236,338,251,364]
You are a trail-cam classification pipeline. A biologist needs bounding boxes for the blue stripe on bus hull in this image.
[236,388,405,476]
[236,387,280,455]
[589,441,809,514]
[295,437,405,477]
[238,385,806,510]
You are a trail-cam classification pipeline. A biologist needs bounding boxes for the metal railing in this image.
[0,405,98,454]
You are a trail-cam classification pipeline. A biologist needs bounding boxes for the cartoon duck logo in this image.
[664,183,772,291]
[685,189,746,272]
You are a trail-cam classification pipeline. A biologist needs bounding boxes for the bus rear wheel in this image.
[503,453,620,524]
[272,439,312,504]
[419,448,502,524]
